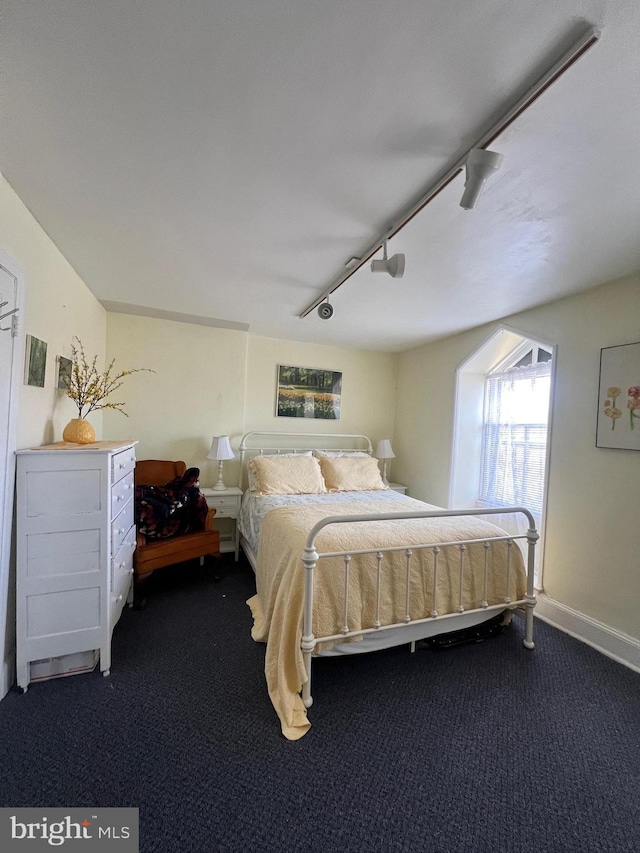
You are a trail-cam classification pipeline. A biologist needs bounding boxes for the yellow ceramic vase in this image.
[62,418,96,444]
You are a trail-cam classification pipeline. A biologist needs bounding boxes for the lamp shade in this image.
[207,435,235,461]
[374,439,395,460]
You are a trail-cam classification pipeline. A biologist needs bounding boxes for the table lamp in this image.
[207,435,235,490]
[375,439,395,486]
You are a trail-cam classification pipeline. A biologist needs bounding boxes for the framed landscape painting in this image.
[596,341,640,450]
[24,335,47,387]
[56,355,73,390]
[276,365,342,419]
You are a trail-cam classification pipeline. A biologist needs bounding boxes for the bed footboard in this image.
[300,506,538,710]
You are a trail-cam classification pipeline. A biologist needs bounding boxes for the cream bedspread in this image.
[247,496,527,740]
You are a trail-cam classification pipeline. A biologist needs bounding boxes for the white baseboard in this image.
[535,593,640,674]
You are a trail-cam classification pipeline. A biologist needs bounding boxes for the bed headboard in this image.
[237,431,373,490]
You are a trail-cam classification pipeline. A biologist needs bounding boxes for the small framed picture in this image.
[56,355,73,390]
[24,335,47,387]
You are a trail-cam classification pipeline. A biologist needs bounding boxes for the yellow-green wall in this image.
[0,174,106,449]
[395,273,640,641]
[104,314,398,489]
[244,334,397,445]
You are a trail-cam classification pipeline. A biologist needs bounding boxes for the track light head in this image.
[370,240,406,278]
[317,300,334,320]
[460,148,503,210]
[370,255,405,278]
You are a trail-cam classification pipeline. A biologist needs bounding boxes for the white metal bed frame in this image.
[238,431,538,712]
[237,430,373,567]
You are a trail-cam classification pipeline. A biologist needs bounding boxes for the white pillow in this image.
[246,452,312,491]
[248,454,326,496]
[317,455,388,492]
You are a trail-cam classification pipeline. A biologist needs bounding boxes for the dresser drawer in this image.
[111,447,136,484]
[111,525,135,595]
[111,471,134,517]
[206,495,241,517]
[111,500,134,555]
[110,585,128,632]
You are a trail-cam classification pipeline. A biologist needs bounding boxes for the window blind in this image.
[479,360,551,520]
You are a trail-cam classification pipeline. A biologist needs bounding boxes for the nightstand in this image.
[388,483,407,494]
[201,486,243,561]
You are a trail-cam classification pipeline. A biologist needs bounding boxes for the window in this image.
[479,345,551,524]
[452,329,553,588]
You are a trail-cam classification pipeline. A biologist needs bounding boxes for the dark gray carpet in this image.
[1,554,639,853]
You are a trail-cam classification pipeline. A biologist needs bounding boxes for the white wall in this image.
[395,273,640,641]
[104,316,399,489]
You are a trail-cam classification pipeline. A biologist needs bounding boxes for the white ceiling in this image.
[2,1,640,352]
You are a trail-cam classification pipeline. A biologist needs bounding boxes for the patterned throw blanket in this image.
[135,467,209,539]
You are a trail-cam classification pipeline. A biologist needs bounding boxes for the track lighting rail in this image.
[299,26,600,319]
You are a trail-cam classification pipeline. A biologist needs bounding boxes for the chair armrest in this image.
[136,529,147,548]
[205,507,217,530]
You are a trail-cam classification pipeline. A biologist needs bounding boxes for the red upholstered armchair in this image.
[133,460,220,585]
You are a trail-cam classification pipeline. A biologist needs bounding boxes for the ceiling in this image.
[2,1,640,353]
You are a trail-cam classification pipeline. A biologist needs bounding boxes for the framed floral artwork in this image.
[596,341,640,450]
[276,365,342,419]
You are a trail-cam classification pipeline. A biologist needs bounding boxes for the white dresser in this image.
[15,440,137,690]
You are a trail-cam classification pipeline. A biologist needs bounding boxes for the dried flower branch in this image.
[67,338,155,418]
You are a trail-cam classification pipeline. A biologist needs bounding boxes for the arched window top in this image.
[490,342,552,375]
